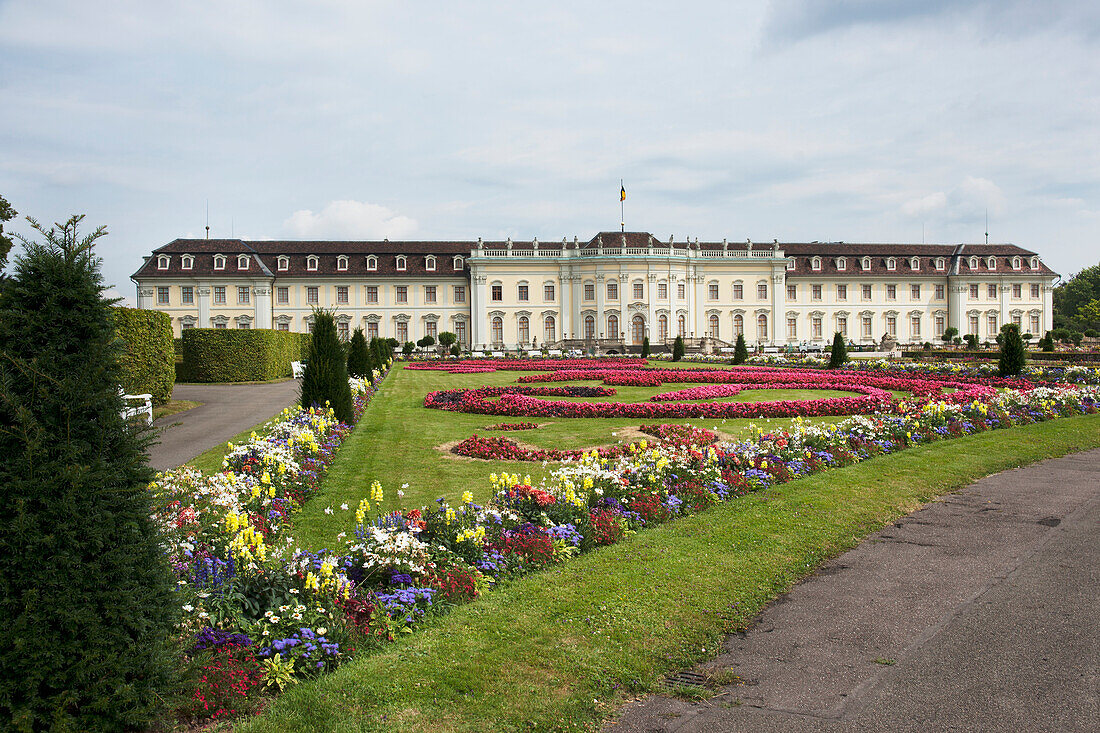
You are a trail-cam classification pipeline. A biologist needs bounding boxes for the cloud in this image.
[900,177,1005,223]
[901,192,948,218]
[282,201,418,240]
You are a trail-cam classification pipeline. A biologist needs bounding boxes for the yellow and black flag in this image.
[620,184,626,201]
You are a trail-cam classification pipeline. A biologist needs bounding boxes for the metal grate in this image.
[662,671,708,690]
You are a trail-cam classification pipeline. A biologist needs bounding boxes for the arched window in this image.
[1030,257,1039,270]
[238,254,250,270]
[157,254,170,269]
[425,255,436,271]
[935,257,945,271]
[396,256,406,271]
[969,256,979,270]
[909,257,919,270]
[181,255,193,270]
[518,316,530,345]
[631,315,645,345]
[453,255,464,270]
[491,317,503,344]
[337,255,348,271]
[607,314,619,339]
[786,258,796,271]
[544,316,556,343]
[1012,256,1021,270]
[709,314,719,338]
[886,257,896,271]
[861,257,871,271]
[734,314,743,336]
[757,313,768,340]
[987,257,996,270]
[811,256,821,271]
[213,254,226,270]
[658,315,668,341]
[836,257,846,271]
[678,315,686,337]
[584,315,595,340]
[307,255,319,271]
[366,255,377,271]
[277,255,289,271]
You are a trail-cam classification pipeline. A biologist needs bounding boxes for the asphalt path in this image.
[146,381,301,471]
[608,448,1100,733]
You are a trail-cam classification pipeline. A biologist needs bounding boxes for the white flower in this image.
[181,604,194,612]
[397,490,405,498]
[317,626,328,636]
[324,506,333,515]
[289,588,299,594]
[340,503,349,511]
[401,482,409,489]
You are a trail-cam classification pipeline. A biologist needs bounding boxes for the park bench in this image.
[291,360,306,378]
[119,389,152,425]
[527,349,542,357]
[547,349,563,356]
[491,351,506,358]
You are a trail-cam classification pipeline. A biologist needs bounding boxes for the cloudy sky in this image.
[2,0,1098,303]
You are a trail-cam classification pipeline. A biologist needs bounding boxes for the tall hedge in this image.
[181,328,302,382]
[0,215,176,730]
[112,306,174,404]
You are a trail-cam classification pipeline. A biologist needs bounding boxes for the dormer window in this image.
[366,255,378,271]
[425,255,436,271]
[836,257,846,271]
[396,255,406,271]
[1030,257,1039,270]
[337,255,348,271]
[277,256,289,271]
[935,257,945,271]
[1011,256,1021,270]
[811,256,822,271]
[237,254,250,270]
[886,257,896,271]
[157,254,170,270]
[987,256,996,270]
[181,255,193,270]
[453,255,464,270]
[909,257,920,270]
[861,257,871,271]
[786,258,796,271]
[307,255,319,271]
[213,254,226,270]
[969,256,979,270]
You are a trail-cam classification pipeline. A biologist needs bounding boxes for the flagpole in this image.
[620,179,625,232]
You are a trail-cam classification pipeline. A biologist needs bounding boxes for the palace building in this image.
[131,231,1056,352]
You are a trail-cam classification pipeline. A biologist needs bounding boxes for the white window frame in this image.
[157,254,170,270]
[453,255,464,270]
[811,256,822,271]
[213,254,226,270]
[425,255,436,271]
[238,254,250,270]
[886,257,896,271]
[277,255,289,271]
[366,255,378,271]
[307,255,319,271]
[337,255,349,271]
[181,254,193,270]
[836,257,846,271]
[396,255,406,271]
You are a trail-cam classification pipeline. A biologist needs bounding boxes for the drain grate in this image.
[662,671,708,690]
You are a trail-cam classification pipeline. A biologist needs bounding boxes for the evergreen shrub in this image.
[828,331,848,369]
[181,329,301,382]
[733,333,748,364]
[300,310,354,423]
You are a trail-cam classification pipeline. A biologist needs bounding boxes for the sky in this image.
[2,0,1098,304]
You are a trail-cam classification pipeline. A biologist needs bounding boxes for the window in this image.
[631,315,645,344]
[307,255,318,271]
[837,284,847,300]
[710,283,720,300]
[678,315,686,337]
[424,285,436,304]
[838,315,848,337]
[367,322,378,340]
[757,314,768,340]
[935,315,945,336]
[517,284,528,302]
[157,286,169,305]
[733,283,743,300]
[396,256,406,271]
[969,315,980,335]
[1011,283,1021,298]
[886,315,897,336]
[277,286,289,304]
[276,322,289,332]
[366,256,377,271]
[214,254,226,270]
[812,284,822,301]
[607,281,618,300]
[887,257,896,271]
[425,255,436,271]
[366,286,378,303]
[757,283,768,300]
[307,286,319,304]
[911,315,921,337]
[214,286,226,304]
[337,255,348,271]
[584,283,595,301]
[987,257,996,271]
[238,321,251,330]
[157,254,170,270]
[886,285,897,300]
[988,284,997,299]
[862,316,873,339]
[453,256,464,270]
[970,284,979,299]
[1012,314,1022,327]
[861,257,871,271]
[278,256,289,271]
[238,286,250,305]
[658,282,668,300]
[988,314,998,334]
[786,259,796,271]
[1030,314,1040,333]
[338,321,349,340]
[454,286,465,303]
[182,255,193,270]
[837,257,846,271]
[862,284,872,300]
[678,283,686,299]
[607,314,619,338]
[1030,257,1039,270]
[658,315,668,341]
[426,320,438,339]
[910,257,920,271]
[812,316,822,340]
[238,255,249,270]
[181,286,193,304]
[518,316,529,344]
[337,286,349,304]
[396,286,408,304]
[935,258,945,271]
[634,282,644,300]
[544,284,555,301]
[544,316,556,342]
[733,314,744,336]
[970,257,979,270]
[491,285,502,302]
[709,314,720,338]
[215,321,227,330]
[787,317,797,340]
[786,284,797,300]
[1030,284,1040,299]
[935,284,944,299]
[397,321,408,342]
[911,284,921,300]
[811,256,822,271]
[454,320,465,345]
[584,315,595,340]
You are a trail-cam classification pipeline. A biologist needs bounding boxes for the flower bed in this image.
[483,422,541,431]
[451,423,721,462]
[405,358,647,374]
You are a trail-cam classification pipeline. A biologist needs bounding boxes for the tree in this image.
[941,326,958,344]
[1053,264,1100,329]
[733,333,748,364]
[828,331,848,369]
[346,326,372,378]
[641,336,651,358]
[0,215,176,730]
[300,309,354,423]
[450,344,461,356]
[438,331,457,352]
[963,333,979,349]
[417,335,435,350]
[1079,298,1100,331]
[1039,331,1055,352]
[672,335,685,362]
[0,195,15,272]
[998,322,1026,376]
[402,341,415,356]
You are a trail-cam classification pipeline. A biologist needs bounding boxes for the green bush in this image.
[828,331,848,369]
[998,323,1026,376]
[641,336,650,358]
[672,335,685,362]
[0,216,176,731]
[300,310,354,423]
[181,328,302,382]
[111,306,175,404]
[733,333,748,364]
[347,327,372,378]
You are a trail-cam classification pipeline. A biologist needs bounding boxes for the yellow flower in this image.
[462,491,474,504]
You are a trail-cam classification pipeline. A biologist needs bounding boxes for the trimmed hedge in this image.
[181,329,308,382]
[111,307,174,404]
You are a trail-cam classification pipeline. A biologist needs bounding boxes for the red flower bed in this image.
[650,382,893,401]
[483,422,541,431]
[452,424,719,462]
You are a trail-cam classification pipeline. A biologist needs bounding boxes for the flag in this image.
[620,184,626,201]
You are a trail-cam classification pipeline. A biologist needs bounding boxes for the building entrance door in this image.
[631,315,645,345]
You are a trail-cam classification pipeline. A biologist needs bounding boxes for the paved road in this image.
[609,448,1100,733]
[146,381,301,470]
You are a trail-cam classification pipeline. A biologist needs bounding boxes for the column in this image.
[137,285,154,310]
[595,273,605,338]
[948,283,965,335]
[771,273,784,346]
[559,272,571,339]
[1042,284,1054,334]
[253,285,272,329]
[570,275,581,339]
[197,286,211,327]
[685,271,694,337]
[647,273,657,340]
[472,274,487,348]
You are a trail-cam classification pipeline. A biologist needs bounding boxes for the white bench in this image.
[120,390,152,425]
[547,349,563,356]
[470,351,486,358]
[291,360,306,378]
[491,351,506,358]
[527,349,542,357]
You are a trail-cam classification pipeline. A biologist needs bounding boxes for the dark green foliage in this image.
[111,306,174,404]
[0,215,176,731]
[417,335,435,350]
[1086,329,1098,338]
[346,327,371,378]
[964,334,979,349]
[402,341,415,356]
[998,323,1026,376]
[1053,264,1100,329]
[300,310,354,423]
[181,328,302,382]
[672,335,684,362]
[0,194,15,272]
[828,331,848,369]
[1040,332,1055,351]
[941,326,958,343]
[450,344,461,356]
[640,336,650,358]
[437,331,457,350]
[733,333,748,364]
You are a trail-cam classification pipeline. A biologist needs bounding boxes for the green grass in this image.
[239,413,1100,733]
[152,399,201,421]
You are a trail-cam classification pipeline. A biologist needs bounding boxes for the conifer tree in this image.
[346,326,371,378]
[641,336,651,358]
[828,331,848,369]
[998,323,1026,376]
[672,335,685,362]
[0,215,176,730]
[733,333,748,364]
[300,309,354,423]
